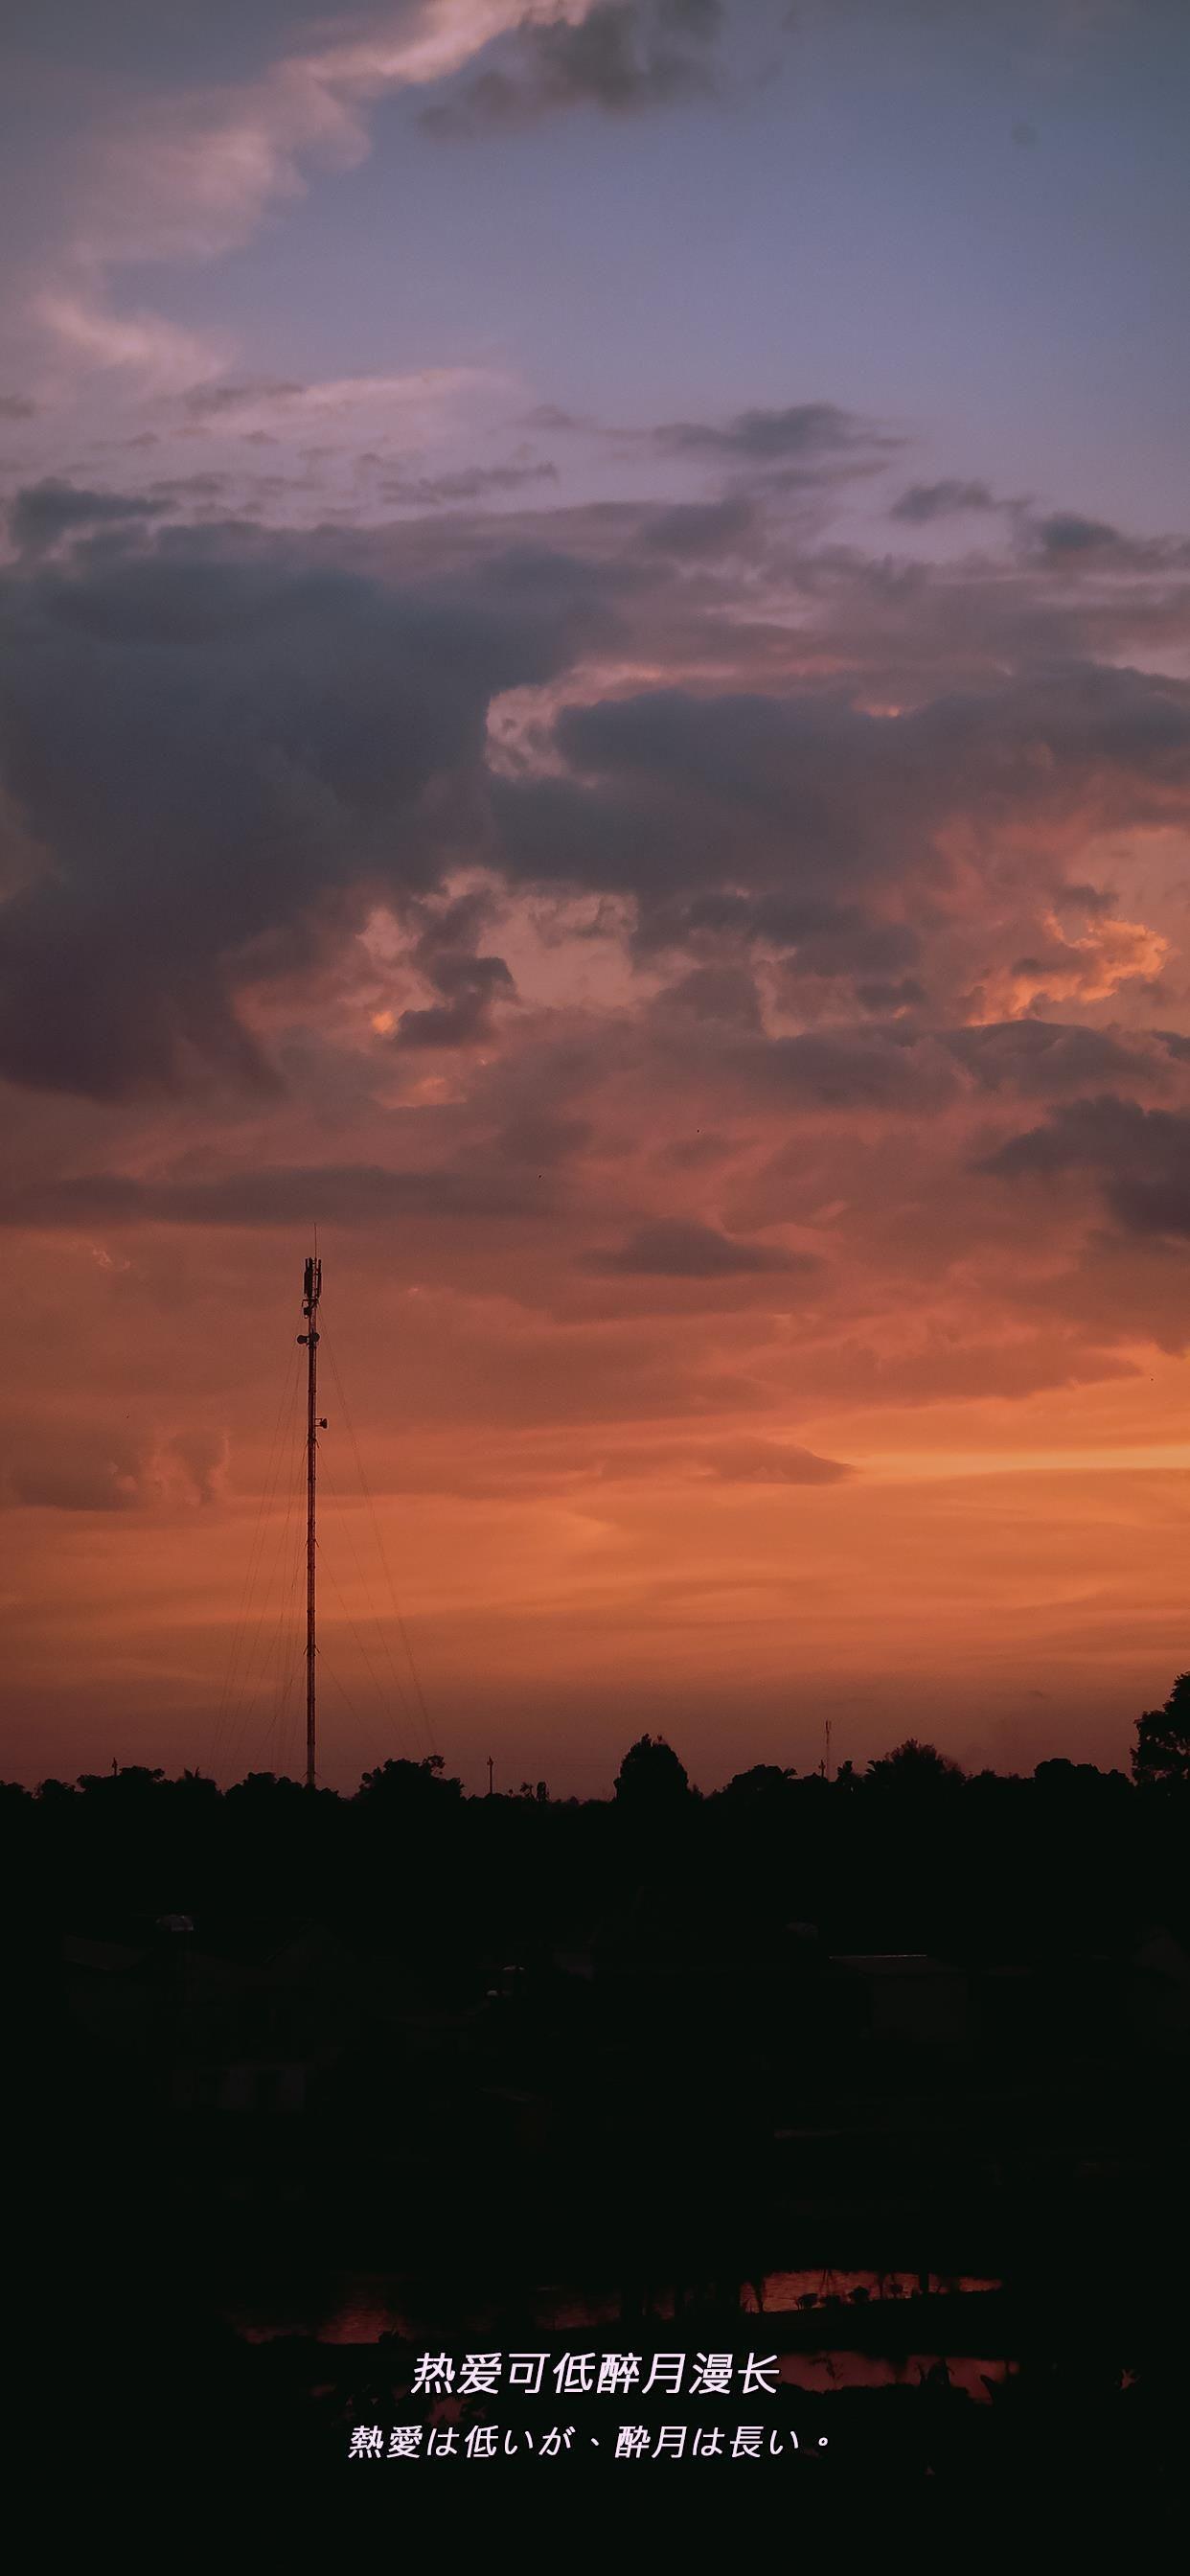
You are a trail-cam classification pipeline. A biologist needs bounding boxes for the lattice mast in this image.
[297,1253,324,1788]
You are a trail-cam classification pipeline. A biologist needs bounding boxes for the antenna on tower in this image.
[297,1252,324,1788]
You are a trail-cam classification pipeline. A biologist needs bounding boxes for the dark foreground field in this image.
[11,1745,1190,2496]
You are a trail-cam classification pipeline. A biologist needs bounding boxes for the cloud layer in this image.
[5,0,1190,1788]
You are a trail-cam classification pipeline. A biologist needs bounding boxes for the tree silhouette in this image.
[77,1763,165,1799]
[719,1763,796,1804]
[613,1734,691,1817]
[356,1754,463,1804]
[865,1737,964,1787]
[224,1769,306,1805]
[1133,1673,1190,1788]
[172,1768,219,1806]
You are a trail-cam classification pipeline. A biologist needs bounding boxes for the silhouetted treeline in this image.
[12,1707,1190,2503]
[4,1693,1189,1964]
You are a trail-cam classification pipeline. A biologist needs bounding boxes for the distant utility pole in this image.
[822,1718,833,1782]
[487,1755,494,1799]
[297,1252,325,1790]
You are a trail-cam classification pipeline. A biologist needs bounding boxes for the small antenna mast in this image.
[298,1250,323,1789]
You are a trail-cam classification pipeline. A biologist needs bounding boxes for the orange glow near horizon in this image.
[7,1209,1190,1792]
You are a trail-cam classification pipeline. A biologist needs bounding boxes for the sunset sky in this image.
[4,0,1190,1791]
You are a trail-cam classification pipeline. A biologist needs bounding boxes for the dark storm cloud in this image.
[891,479,1001,522]
[856,978,926,1013]
[495,665,1190,918]
[181,379,308,419]
[1,1162,545,1230]
[1034,513,1122,559]
[7,476,1190,1112]
[777,917,921,982]
[640,495,760,556]
[505,687,907,902]
[0,523,618,1096]
[393,972,515,1049]
[704,1020,1167,1125]
[654,963,765,1027]
[8,479,169,554]
[751,1010,1180,1121]
[584,1216,818,1276]
[656,1014,1167,1128]
[393,892,517,1048]
[945,1020,1155,1092]
[990,508,1190,577]
[633,888,906,964]
[379,462,560,507]
[981,1096,1190,1238]
[653,401,884,463]
[421,0,724,136]
[753,1025,945,1111]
